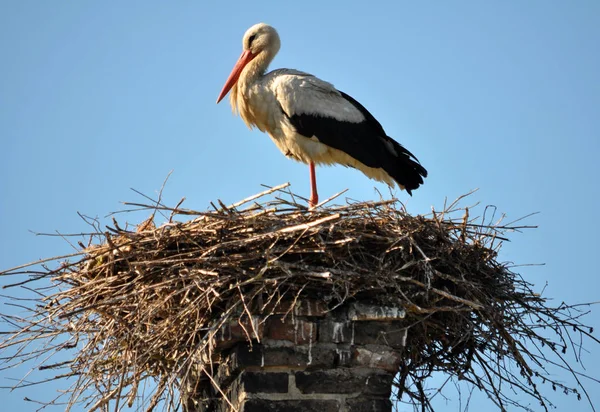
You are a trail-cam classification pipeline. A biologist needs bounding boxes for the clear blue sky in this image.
[1,1,599,410]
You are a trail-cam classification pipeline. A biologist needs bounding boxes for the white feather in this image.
[270,71,365,123]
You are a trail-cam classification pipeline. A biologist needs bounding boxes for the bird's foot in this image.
[308,195,319,210]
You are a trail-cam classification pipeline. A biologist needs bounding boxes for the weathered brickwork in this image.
[183,301,407,412]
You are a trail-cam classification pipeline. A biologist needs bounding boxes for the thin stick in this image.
[228,182,291,210]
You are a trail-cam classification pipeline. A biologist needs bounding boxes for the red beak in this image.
[216,50,256,104]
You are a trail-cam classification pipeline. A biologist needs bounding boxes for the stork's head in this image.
[242,23,280,58]
[217,23,280,104]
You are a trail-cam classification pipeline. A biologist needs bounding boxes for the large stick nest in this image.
[0,183,597,411]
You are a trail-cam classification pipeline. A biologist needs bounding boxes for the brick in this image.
[242,399,340,412]
[363,373,394,396]
[352,321,408,349]
[302,344,338,369]
[257,299,328,317]
[230,343,336,369]
[295,369,367,394]
[240,371,288,393]
[319,319,353,343]
[262,346,306,367]
[352,347,402,372]
[295,299,328,317]
[215,316,264,350]
[264,317,316,344]
[346,397,392,412]
[349,303,406,321]
[228,343,265,369]
[295,369,393,396]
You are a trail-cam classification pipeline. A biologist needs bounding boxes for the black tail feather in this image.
[386,138,428,196]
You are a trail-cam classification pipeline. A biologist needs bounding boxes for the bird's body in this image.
[217,23,427,207]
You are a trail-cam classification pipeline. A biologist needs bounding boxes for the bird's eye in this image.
[248,34,256,46]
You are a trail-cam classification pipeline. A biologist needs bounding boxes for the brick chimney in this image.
[183,299,407,412]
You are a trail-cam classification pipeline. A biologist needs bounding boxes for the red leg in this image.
[308,161,319,209]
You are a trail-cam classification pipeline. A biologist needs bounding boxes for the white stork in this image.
[217,23,427,208]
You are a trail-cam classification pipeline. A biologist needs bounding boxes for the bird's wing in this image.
[272,72,368,125]
[271,71,427,193]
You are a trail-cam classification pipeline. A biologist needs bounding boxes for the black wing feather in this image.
[287,90,428,194]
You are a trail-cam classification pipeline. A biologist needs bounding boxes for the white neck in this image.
[229,49,276,115]
[239,50,273,91]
